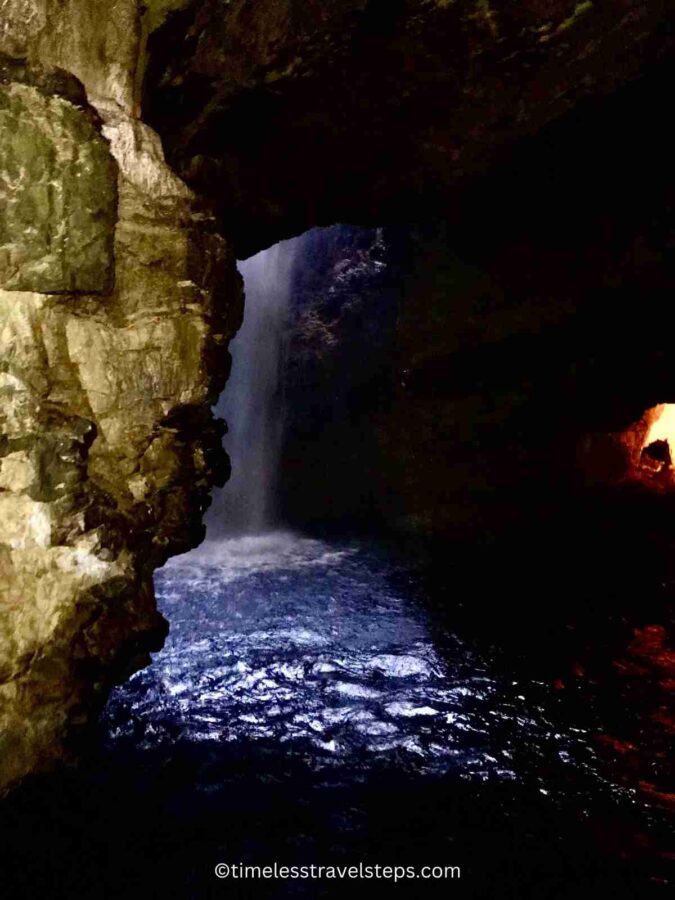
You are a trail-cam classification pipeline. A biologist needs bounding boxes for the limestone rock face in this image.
[0,81,117,292]
[0,1,241,793]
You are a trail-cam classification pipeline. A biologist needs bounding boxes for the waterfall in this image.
[207,237,301,535]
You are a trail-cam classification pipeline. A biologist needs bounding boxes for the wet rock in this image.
[0,2,241,794]
[0,82,116,292]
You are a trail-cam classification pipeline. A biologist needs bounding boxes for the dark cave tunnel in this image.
[2,2,675,898]
[142,7,675,560]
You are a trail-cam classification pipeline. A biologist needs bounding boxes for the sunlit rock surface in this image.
[0,1,241,793]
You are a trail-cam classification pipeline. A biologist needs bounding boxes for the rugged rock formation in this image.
[1,0,674,794]
[0,1,241,793]
[145,0,675,256]
[146,0,675,540]
[280,225,400,528]
[280,87,675,538]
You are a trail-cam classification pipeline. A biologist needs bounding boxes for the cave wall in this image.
[279,57,675,539]
[144,0,675,257]
[144,0,675,541]
[0,0,674,794]
[0,0,241,792]
[280,225,400,528]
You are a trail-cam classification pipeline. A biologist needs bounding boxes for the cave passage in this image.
[0,216,672,898]
[2,3,675,897]
[81,236,674,896]
[640,405,675,477]
[2,225,674,898]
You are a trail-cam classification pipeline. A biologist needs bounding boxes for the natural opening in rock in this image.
[639,405,675,479]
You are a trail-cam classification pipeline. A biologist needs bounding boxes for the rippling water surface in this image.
[3,533,671,899]
[106,533,604,788]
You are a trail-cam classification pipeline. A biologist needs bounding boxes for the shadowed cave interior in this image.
[1,3,675,899]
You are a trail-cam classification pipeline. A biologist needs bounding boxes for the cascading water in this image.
[17,228,662,899]
[207,237,301,535]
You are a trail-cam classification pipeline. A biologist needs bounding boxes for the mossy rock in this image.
[0,82,117,293]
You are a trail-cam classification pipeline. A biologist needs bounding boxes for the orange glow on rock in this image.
[635,404,675,484]
[644,404,675,448]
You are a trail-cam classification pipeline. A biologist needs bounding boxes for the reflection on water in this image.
[106,533,606,787]
[2,533,672,899]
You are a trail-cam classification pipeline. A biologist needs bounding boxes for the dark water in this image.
[1,533,673,898]
[111,534,594,770]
